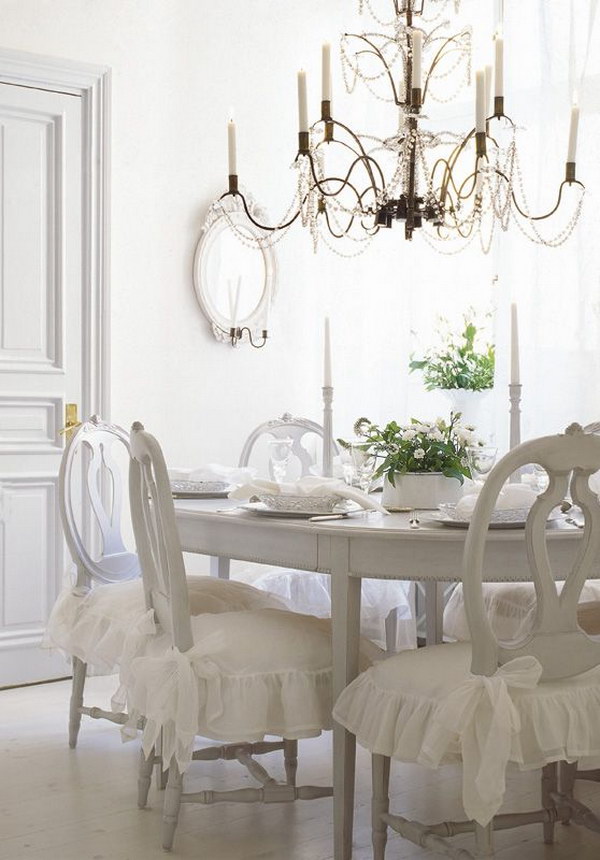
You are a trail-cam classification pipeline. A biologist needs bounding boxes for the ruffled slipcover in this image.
[333,641,600,825]
[120,608,382,774]
[43,577,287,674]
[444,580,600,643]
[232,562,416,651]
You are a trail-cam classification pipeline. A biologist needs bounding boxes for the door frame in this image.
[0,47,110,422]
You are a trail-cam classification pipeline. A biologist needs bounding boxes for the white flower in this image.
[414,448,426,460]
[413,423,430,434]
[456,428,476,445]
[402,428,417,441]
[428,428,444,442]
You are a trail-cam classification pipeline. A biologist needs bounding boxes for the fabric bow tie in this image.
[419,655,542,826]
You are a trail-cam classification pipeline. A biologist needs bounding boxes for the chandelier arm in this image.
[310,164,373,212]
[422,29,470,103]
[322,205,357,238]
[313,132,385,194]
[494,170,585,221]
[343,32,401,104]
[219,190,303,232]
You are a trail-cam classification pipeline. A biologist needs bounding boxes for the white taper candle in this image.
[484,64,493,117]
[324,316,332,387]
[494,33,504,98]
[510,302,520,386]
[297,70,308,133]
[567,102,580,162]
[227,119,237,174]
[412,30,422,91]
[475,69,486,133]
[232,276,241,329]
[322,42,332,102]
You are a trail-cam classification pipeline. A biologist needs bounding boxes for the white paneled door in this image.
[0,82,83,685]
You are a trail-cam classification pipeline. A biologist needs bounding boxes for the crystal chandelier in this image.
[220,0,585,256]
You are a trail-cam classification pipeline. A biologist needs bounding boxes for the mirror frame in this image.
[193,192,277,343]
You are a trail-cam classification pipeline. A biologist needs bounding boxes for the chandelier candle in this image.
[297,69,309,144]
[322,43,332,103]
[494,32,504,99]
[567,102,580,164]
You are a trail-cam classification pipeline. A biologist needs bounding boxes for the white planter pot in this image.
[382,472,462,511]
[441,388,493,439]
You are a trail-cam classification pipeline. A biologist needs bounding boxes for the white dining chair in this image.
[124,421,379,851]
[45,416,286,749]
[334,424,600,859]
[232,412,416,653]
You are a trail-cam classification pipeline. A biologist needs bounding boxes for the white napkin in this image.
[168,463,257,485]
[228,475,389,514]
[455,483,538,520]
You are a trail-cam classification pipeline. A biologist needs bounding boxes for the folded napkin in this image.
[228,475,389,514]
[455,482,539,520]
[168,463,257,485]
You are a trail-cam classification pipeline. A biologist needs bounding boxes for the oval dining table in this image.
[173,498,588,860]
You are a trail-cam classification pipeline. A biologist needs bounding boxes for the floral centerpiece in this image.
[341,413,482,510]
[409,314,495,392]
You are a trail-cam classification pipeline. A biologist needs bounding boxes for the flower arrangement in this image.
[341,413,482,486]
[409,314,495,392]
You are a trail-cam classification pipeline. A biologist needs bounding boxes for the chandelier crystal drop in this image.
[219,0,584,256]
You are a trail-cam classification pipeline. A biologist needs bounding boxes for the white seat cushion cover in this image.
[124,608,380,774]
[43,577,287,673]
[334,642,600,824]
[444,580,600,643]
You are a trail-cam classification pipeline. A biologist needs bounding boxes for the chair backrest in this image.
[128,422,193,652]
[464,423,600,681]
[239,412,339,478]
[59,416,140,584]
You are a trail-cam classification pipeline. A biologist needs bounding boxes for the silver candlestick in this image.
[322,385,334,477]
[509,383,522,450]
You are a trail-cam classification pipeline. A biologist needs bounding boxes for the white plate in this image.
[435,516,527,530]
[240,501,357,519]
[171,480,231,499]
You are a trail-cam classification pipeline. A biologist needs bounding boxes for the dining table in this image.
[173,498,590,860]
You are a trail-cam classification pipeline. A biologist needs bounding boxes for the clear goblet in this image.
[349,444,377,494]
[268,437,293,484]
[467,445,498,483]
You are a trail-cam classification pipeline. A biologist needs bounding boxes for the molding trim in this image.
[0,48,111,422]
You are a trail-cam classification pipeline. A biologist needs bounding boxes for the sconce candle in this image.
[567,101,580,163]
[494,32,504,98]
[484,64,493,117]
[322,42,332,102]
[297,70,308,133]
[227,119,237,175]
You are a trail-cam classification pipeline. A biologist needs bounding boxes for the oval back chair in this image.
[59,415,140,585]
[464,423,600,680]
[238,412,339,479]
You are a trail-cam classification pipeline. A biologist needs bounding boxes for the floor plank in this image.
[2,675,600,859]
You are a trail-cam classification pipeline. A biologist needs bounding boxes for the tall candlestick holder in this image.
[509,382,522,483]
[322,385,334,477]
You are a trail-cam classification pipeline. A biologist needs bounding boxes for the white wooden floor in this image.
[3,675,600,859]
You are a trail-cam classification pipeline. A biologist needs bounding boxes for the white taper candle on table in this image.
[412,29,422,91]
[494,32,504,99]
[297,69,308,133]
[322,316,334,477]
[322,43,332,102]
[510,302,520,385]
[567,101,580,163]
[227,118,237,175]
[475,69,486,134]
[509,302,522,453]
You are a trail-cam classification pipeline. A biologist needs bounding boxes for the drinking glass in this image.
[349,444,377,494]
[268,437,293,483]
[467,446,497,482]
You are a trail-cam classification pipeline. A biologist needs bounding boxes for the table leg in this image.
[209,556,231,579]
[425,580,444,645]
[331,537,361,860]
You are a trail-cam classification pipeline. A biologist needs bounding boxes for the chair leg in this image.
[68,657,87,749]
[542,762,558,843]
[162,759,183,852]
[283,739,298,786]
[372,753,391,860]
[474,822,494,857]
[138,746,154,809]
[385,609,398,654]
[559,761,577,826]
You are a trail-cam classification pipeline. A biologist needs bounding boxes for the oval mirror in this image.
[193,192,277,344]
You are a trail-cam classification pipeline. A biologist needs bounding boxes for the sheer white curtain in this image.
[395,0,600,448]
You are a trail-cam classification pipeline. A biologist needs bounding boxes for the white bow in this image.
[418,656,542,826]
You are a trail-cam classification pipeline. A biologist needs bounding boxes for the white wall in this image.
[0,0,593,470]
